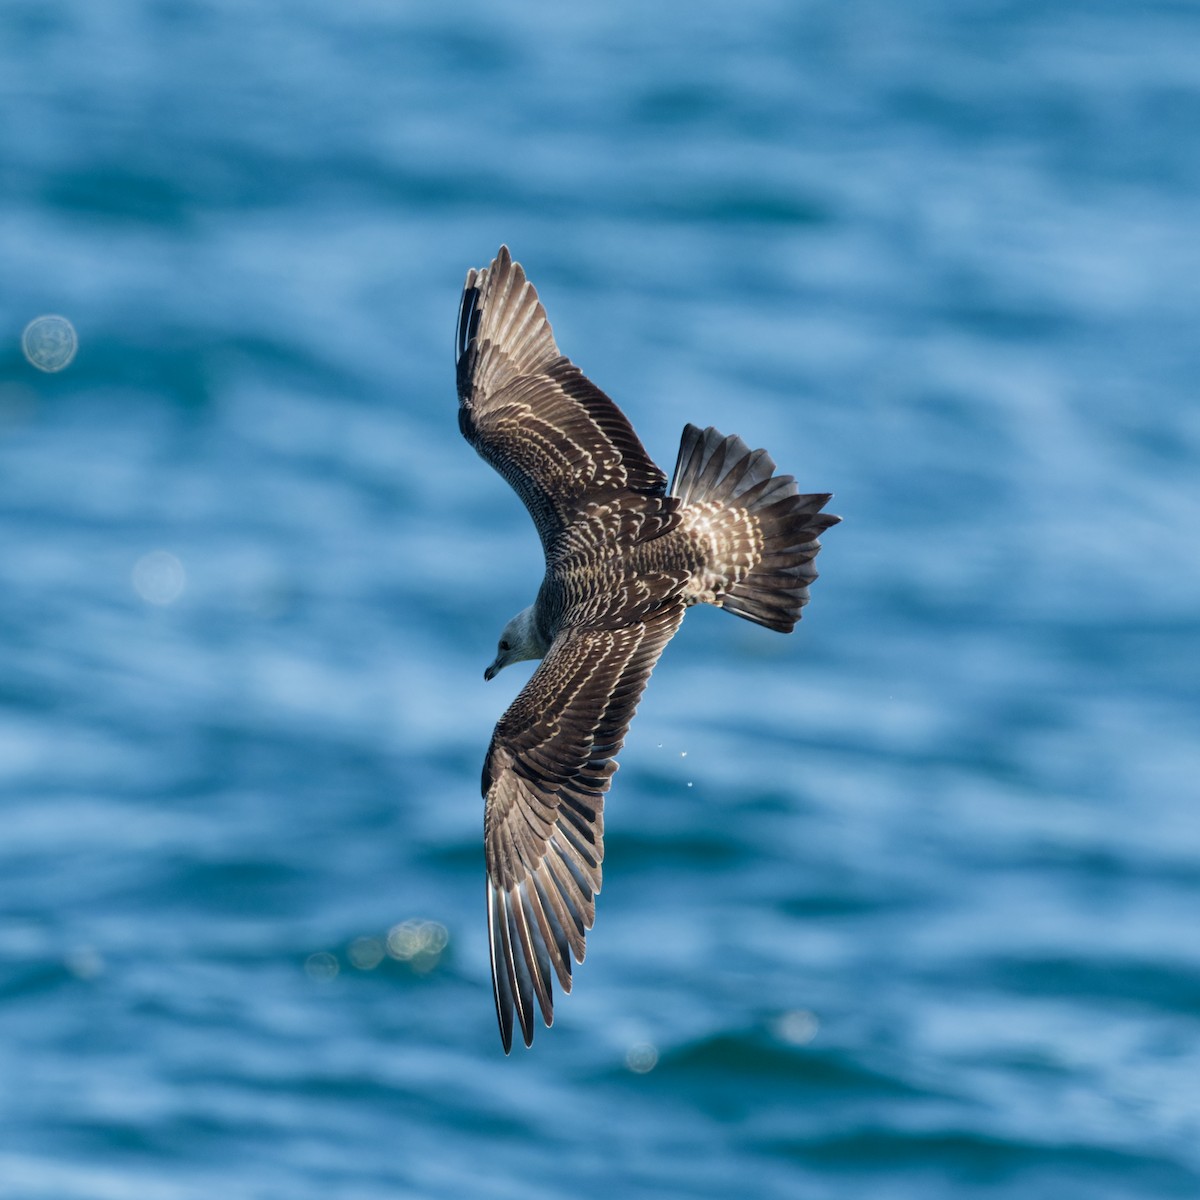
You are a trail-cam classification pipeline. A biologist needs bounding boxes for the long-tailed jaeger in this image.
[456,247,839,1052]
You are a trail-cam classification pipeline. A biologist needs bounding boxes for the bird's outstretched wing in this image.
[457,246,669,551]
[482,603,684,1051]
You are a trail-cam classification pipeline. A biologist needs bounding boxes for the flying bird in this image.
[456,247,839,1052]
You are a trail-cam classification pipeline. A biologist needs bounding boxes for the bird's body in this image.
[456,247,839,1051]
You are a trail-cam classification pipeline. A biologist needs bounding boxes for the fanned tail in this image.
[669,424,839,633]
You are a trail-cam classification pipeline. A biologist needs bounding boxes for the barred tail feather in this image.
[669,424,839,633]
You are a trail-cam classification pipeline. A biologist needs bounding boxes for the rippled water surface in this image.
[3,2,1199,1197]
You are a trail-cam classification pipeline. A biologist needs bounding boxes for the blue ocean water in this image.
[3,1,1199,1196]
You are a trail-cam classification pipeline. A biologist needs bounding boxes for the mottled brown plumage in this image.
[457,246,839,1051]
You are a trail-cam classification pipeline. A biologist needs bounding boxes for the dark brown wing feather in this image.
[483,603,684,1051]
[457,246,669,551]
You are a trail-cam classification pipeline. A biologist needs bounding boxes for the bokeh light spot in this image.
[132,550,186,605]
[625,1041,659,1073]
[348,936,385,970]
[22,315,78,372]
[305,951,339,982]
[774,1008,820,1045]
[65,947,105,980]
[386,919,449,973]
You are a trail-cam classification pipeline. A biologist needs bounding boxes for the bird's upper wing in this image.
[457,246,669,551]
[482,602,685,1051]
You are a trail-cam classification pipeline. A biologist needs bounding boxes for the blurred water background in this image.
[3,2,1199,1197]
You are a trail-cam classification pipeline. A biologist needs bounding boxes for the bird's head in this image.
[484,605,547,680]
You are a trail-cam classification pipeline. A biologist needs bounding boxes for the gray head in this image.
[484,605,549,680]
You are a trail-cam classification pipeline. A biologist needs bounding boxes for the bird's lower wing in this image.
[482,604,685,1051]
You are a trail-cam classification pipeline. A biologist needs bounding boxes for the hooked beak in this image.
[484,661,498,682]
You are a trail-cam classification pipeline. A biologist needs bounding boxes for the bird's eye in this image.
[499,640,510,652]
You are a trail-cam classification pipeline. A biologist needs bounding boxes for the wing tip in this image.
[456,247,515,368]
[489,879,556,1052]
[456,244,559,396]
[487,884,516,1053]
